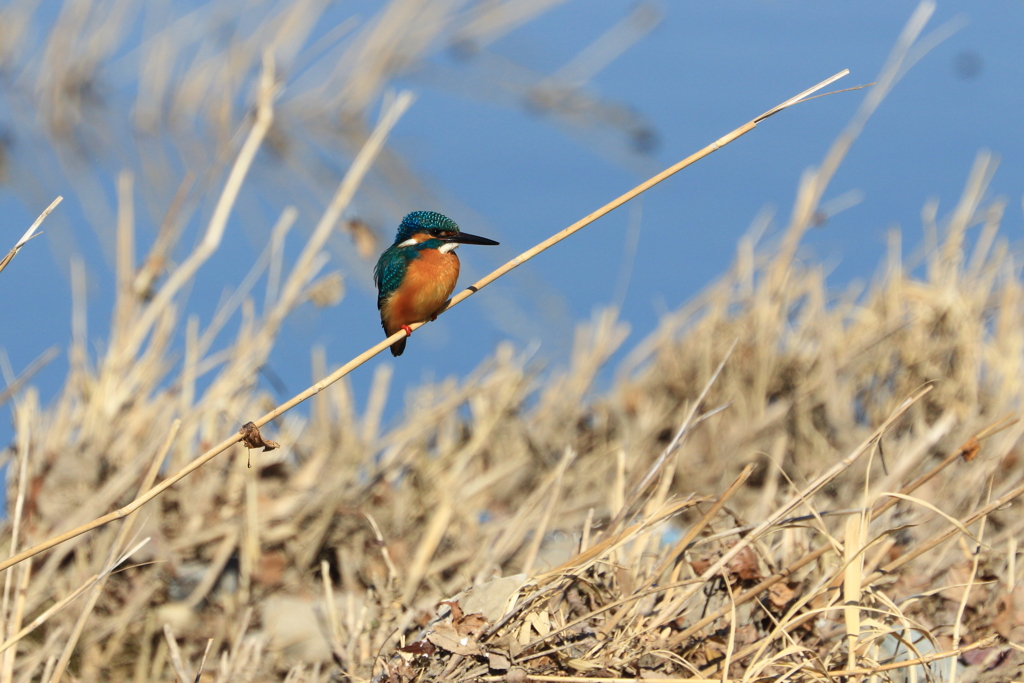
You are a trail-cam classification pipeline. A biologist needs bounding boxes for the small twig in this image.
[0,346,58,411]
[948,478,989,683]
[827,634,999,676]
[48,421,181,683]
[608,341,737,533]
[163,624,193,683]
[194,639,214,683]
[795,81,876,105]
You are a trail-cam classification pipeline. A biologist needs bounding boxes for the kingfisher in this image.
[374,211,499,356]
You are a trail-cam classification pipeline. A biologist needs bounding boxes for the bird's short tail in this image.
[390,338,407,356]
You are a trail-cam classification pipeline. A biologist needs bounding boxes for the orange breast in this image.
[381,250,460,335]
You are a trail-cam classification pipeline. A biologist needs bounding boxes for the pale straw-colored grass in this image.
[1,1,1022,682]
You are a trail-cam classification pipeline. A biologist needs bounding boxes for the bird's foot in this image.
[401,324,413,337]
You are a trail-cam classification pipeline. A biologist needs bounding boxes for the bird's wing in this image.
[373,247,408,311]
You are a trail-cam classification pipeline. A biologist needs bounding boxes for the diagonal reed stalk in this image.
[0,197,62,277]
[0,70,853,577]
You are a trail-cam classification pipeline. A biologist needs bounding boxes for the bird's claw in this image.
[401,324,413,337]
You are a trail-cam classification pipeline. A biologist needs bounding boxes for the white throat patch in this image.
[439,242,460,254]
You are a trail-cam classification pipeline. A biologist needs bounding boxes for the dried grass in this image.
[1,1,1023,682]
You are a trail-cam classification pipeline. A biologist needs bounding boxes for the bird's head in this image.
[393,211,499,250]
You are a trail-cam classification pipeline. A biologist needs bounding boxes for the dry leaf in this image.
[440,600,464,621]
[504,669,528,683]
[457,574,528,622]
[960,436,982,462]
[768,582,797,609]
[426,621,483,656]
[689,557,713,575]
[455,612,488,637]
[397,639,436,665]
[525,610,551,638]
[565,658,603,671]
[239,422,280,452]
[939,562,991,607]
[727,546,762,582]
[488,651,511,671]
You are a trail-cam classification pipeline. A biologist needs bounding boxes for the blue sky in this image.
[0,1,1021,448]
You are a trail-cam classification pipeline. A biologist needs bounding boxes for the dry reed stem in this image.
[7,8,1017,679]
[611,340,738,533]
[948,481,988,683]
[47,421,180,683]
[590,464,755,646]
[0,346,58,412]
[520,448,576,577]
[665,410,1010,651]
[842,513,864,672]
[0,197,62,277]
[0,70,850,579]
[716,477,1024,669]
[652,385,931,632]
[120,54,277,361]
[825,634,998,677]
[163,624,193,683]
[196,638,214,683]
[0,576,96,657]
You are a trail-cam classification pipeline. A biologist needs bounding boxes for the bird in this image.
[374,211,499,356]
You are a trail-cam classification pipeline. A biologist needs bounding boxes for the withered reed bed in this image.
[2,1,1024,681]
[0,68,850,580]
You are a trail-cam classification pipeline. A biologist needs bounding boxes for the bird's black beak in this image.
[446,231,499,246]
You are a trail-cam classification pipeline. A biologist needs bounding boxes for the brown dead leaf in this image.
[426,621,483,656]
[691,547,762,585]
[457,574,527,622]
[454,612,488,637]
[504,668,529,683]
[390,660,415,683]
[734,623,759,649]
[397,639,436,665]
[440,600,464,622]
[993,586,1024,641]
[239,422,280,452]
[769,581,797,609]
[727,547,762,582]
[960,436,981,462]
[689,557,712,575]
[488,651,511,671]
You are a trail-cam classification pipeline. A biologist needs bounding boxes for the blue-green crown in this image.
[395,211,460,244]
